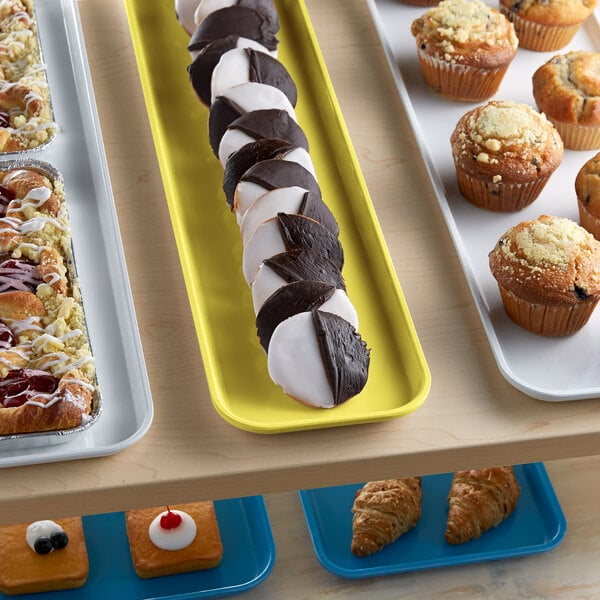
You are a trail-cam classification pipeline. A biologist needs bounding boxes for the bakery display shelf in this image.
[299,463,566,579]
[123,0,431,433]
[368,0,600,402]
[0,0,153,467]
[0,496,274,600]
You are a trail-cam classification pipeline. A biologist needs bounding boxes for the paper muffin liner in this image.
[498,285,599,336]
[578,198,600,240]
[503,11,581,52]
[416,48,509,102]
[548,119,600,151]
[454,165,550,211]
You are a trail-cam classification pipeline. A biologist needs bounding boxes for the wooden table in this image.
[1,3,599,595]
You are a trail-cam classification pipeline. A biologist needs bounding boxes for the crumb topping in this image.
[411,0,518,60]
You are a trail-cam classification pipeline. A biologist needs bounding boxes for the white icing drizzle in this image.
[148,510,197,551]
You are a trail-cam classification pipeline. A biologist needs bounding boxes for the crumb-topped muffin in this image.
[489,214,600,335]
[499,0,597,52]
[532,51,600,151]
[576,152,600,238]
[410,0,518,102]
[450,100,563,211]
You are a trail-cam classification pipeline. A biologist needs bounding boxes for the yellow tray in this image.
[123,0,430,433]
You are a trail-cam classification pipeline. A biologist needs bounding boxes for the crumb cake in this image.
[0,517,88,595]
[0,164,98,436]
[532,51,600,151]
[125,502,223,579]
[450,100,563,211]
[410,0,518,102]
[0,0,57,152]
[489,214,600,336]
[499,0,597,52]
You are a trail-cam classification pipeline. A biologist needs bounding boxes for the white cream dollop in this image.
[25,520,62,552]
[148,510,197,551]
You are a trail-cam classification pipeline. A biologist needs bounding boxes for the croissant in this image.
[351,477,422,557]
[444,466,520,545]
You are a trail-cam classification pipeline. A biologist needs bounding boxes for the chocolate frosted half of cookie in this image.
[194,0,280,36]
[252,248,346,313]
[219,108,309,166]
[256,279,358,350]
[267,310,370,408]
[235,159,320,224]
[240,187,339,244]
[242,213,344,284]
[208,82,297,156]
[188,36,273,104]
[211,48,297,106]
[223,138,314,207]
[188,5,279,56]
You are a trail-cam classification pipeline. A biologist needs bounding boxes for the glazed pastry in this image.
[255,279,358,350]
[0,517,88,595]
[0,166,98,436]
[208,81,296,156]
[445,466,521,544]
[351,478,423,557]
[0,0,57,152]
[242,213,344,285]
[251,248,346,313]
[240,187,338,244]
[223,138,315,208]
[234,159,320,225]
[126,502,223,579]
[218,108,308,168]
[211,47,297,106]
[267,309,370,408]
[187,5,279,56]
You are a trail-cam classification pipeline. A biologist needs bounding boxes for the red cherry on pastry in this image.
[160,507,182,530]
[0,369,59,408]
[0,321,15,351]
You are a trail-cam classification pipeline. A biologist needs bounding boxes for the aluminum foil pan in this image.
[0,158,101,450]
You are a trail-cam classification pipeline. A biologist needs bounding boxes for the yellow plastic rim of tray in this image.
[123,0,431,433]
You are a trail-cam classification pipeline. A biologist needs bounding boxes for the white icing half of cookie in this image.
[242,217,285,284]
[211,47,269,104]
[240,186,308,244]
[267,311,335,408]
[319,289,358,330]
[219,128,255,167]
[218,82,296,127]
[194,0,235,27]
[175,0,201,36]
[251,261,287,313]
[279,147,316,178]
[149,510,197,551]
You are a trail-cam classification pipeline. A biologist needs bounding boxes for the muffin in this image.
[489,214,600,336]
[450,100,564,211]
[576,152,600,238]
[499,0,597,52]
[410,0,518,102]
[532,51,600,151]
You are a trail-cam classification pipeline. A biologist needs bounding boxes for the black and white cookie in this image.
[267,310,370,408]
[194,0,279,32]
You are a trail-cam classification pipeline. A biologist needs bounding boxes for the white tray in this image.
[368,0,600,401]
[0,0,153,467]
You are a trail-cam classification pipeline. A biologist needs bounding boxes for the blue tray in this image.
[2,496,275,600]
[299,463,566,578]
